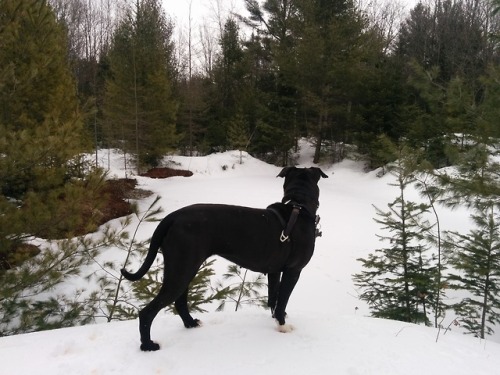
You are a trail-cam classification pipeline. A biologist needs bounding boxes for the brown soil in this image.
[1,178,144,270]
[3,168,192,270]
[140,167,193,178]
[97,178,139,225]
[86,167,193,227]
[0,243,41,270]
[91,167,193,227]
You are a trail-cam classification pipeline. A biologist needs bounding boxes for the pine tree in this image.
[353,143,439,324]
[446,203,500,339]
[397,1,493,86]
[0,0,103,251]
[129,258,230,316]
[436,128,500,339]
[103,0,178,172]
[205,18,245,150]
[216,265,267,312]
[227,114,250,164]
[0,0,105,335]
[243,1,300,165]
[413,169,448,330]
[88,196,163,322]
[403,61,450,167]
[0,235,102,335]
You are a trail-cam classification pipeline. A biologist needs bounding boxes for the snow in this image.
[2,140,500,374]
[2,310,499,375]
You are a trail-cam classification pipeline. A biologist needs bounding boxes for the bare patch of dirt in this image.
[2,179,153,270]
[3,170,190,269]
[0,243,41,270]
[96,178,140,225]
[140,167,193,179]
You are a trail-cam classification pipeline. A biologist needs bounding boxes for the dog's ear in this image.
[277,166,295,178]
[312,167,329,178]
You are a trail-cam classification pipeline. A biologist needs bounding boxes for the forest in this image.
[1,0,500,338]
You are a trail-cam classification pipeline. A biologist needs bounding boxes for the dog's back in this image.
[162,203,314,273]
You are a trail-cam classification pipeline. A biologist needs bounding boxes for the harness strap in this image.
[267,204,302,243]
[267,206,286,228]
[280,206,301,243]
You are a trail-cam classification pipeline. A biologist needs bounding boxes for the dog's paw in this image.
[140,341,160,351]
[272,311,288,326]
[184,318,202,329]
[272,311,287,320]
[276,323,294,333]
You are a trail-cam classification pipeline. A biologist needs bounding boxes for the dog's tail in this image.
[120,217,170,281]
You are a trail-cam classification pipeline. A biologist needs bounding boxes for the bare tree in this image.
[187,1,194,155]
[199,22,217,77]
[359,0,407,53]
[50,0,120,61]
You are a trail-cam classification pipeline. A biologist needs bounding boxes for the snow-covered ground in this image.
[1,140,499,374]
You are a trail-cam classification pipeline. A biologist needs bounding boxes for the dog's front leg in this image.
[267,272,281,314]
[273,269,300,332]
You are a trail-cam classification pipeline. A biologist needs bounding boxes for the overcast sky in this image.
[162,0,243,27]
[162,0,421,70]
[162,0,421,27]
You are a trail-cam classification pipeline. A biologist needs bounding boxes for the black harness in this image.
[267,201,322,242]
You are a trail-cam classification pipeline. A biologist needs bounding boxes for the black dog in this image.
[121,166,328,351]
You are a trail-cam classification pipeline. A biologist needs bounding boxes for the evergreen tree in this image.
[351,54,407,167]
[396,1,499,167]
[403,60,500,168]
[435,127,500,339]
[88,196,163,322]
[354,143,439,324]
[243,0,302,165]
[0,0,105,334]
[176,74,210,155]
[0,0,102,251]
[403,61,450,167]
[446,202,500,339]
[103,0,178,171]
[413,168,448,330]
[397,1,493,85]
[244,0,396,165]
[216,265,267,311]
[293,0,381,163]
[227,114,250,164]
[205,18,245,150]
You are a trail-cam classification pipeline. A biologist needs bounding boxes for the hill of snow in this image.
[2,309,499,375]
[1,140,499,374]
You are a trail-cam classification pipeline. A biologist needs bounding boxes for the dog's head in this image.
[277,167,328,215]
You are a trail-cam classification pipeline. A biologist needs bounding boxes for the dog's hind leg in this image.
[138,286,180,351]
[175,289,201,328]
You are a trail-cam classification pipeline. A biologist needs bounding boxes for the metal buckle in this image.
[280,231,289,242]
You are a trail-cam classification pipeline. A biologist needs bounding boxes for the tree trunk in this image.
[313,110,324,164]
